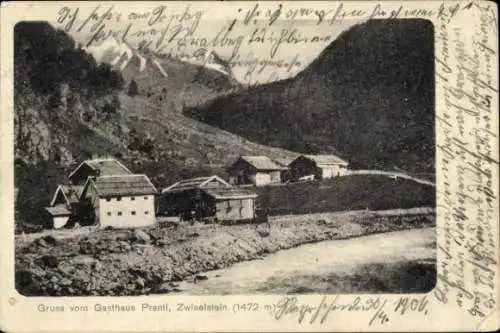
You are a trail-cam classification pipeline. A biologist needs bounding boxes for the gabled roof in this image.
[234,156,288,171]
[202,187,258,200]
[300,155,349,166]
[68,158,132,180]
[90,174,157,197]
[45,205,71,216]
[50,184,85,206]
[162,175,230,194]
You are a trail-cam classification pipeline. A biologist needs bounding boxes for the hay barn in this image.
[227,156,288,187]
[161,175,257,222]
[289,155,349,180]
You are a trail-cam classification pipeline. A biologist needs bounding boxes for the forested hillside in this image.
[186,19,435,172]
[13,22,297,230]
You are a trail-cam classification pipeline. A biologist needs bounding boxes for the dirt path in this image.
[347,170,435,187]
[178,227,436,294]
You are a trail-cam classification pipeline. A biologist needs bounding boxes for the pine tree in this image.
[127,79,138,96]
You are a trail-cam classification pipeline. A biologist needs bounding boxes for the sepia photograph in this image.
[13,15,437,297]
[1,1,499,332]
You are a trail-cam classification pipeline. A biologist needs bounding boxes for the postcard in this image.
[0,1,498,332]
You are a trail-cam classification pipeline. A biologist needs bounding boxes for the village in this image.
[11,15,439,300]
[44,154,350,230]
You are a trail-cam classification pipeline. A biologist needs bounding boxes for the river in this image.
[178,228,436,294]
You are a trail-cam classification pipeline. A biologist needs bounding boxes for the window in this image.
[118,212,122,216]
[107,212,112,216]
[131,197,135,201]
[106,198,111,202]
[117,196,122,201]
[131,211,136,215]
[144,211,149,215]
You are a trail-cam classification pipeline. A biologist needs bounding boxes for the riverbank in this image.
[15,208,435,296]
[178,228,436,294]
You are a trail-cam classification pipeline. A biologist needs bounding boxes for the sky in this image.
[51,3,361,84]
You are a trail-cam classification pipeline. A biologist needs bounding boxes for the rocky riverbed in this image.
[15,208,435,296]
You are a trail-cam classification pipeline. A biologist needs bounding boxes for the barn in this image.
[289,155,349,180]
[68,158,132,185]
[80,174,157,229]
[227,156,288,187]
[161,175,257,222]
[202,187,258,223]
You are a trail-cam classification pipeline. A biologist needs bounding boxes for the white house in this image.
[80,174,157,229]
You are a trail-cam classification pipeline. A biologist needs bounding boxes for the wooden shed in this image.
[161,175,257,222]
[45,184,85,229]
[45,205,72,229]
[227,156,288,187]
[201,187,258,223]
[289,155,349,180]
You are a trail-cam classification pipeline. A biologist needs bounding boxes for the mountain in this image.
[14,22,297,228]
[81,38,240,108]
[82,38,169,78]
[14,22,126,164]
[185,19,435,172]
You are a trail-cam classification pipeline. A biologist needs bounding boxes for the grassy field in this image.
[254,175,435,216]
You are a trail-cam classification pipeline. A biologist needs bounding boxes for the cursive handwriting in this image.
[54,2,472,84]
[274,295,390,326]
[273,295,435,326]
[434,1,498,322]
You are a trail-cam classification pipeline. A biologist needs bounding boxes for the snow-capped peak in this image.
[80,38,168,78]
[195,48,232,76]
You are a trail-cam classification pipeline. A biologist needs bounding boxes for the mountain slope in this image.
[14,22,298,229]
[14,22,126,164]
[81,37,241,111]
[185,19,435,172]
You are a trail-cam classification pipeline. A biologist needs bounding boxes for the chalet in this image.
[289,155,349,180]
[227,156,288,187]
[68,158,132,185]
[80,174,157,229]
[161,175,257,222]
[45,184,85,229]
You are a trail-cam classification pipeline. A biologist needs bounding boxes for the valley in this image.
[13,18,437,297]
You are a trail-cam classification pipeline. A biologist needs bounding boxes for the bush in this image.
[40,255,59,268]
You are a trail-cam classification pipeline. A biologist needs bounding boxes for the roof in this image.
[45,205,71,216]
[202,187,258,200]
[50,184,85,206]
[235,156,288,171]
[91,174,157,197]
[68,158,132,180]
[301,155,349,166]
[162,175,230,194]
